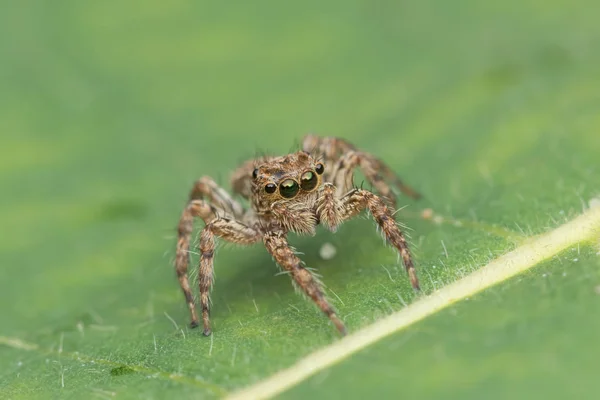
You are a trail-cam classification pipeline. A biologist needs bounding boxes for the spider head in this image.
[251,151,325,207]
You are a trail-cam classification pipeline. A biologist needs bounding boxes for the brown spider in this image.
[175,135,421,336]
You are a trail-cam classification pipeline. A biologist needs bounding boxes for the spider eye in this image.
[315,163,325,175]
[300,171,318,191]
[279,179,299,198]
[265,183,277,194]
[252,168,259,179]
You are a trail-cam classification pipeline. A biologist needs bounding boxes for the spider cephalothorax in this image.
[175,135,421,336]
[250,151,324,235]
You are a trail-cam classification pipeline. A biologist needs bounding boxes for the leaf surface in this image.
[1,1,599,399]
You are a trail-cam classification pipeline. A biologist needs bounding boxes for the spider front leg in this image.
[198,218,262,335]
[263,232,347,335]
[189,176,245,218]
[175,177,251,331]
[317,183,420,290]
[176,199,220,328]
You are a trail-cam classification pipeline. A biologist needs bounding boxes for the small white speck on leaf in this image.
[76,321,84,337]
[594,285,600,295]
[421,208,434,219]
[589,196,600,209]
[319,242,337,260]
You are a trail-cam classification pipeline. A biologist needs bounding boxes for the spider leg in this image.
[263,232,347,335]
[302,134,421,207]
[175,177,250,330]
[230,158,256,199]
[176,199,219,328]
[317,183,420,291]
[302,134,355,161]
[189,176,245,218]
[330,150,421,207]
[198,218,261,335]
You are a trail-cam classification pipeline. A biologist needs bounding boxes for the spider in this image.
[175,135,421,336]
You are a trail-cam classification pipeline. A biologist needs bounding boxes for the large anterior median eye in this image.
[300,170,318,191]
[279,179,299,198]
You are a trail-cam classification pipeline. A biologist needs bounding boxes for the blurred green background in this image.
[1,0,600,399]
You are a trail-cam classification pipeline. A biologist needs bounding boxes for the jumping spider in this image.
[175,135,421,336]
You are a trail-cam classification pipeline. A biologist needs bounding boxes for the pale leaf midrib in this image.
[227,205,600,400]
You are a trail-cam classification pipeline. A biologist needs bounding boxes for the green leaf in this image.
[1,1,599,399]
[282,249,600,400]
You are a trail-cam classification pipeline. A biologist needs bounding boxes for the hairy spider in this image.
[175,135,421,336]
